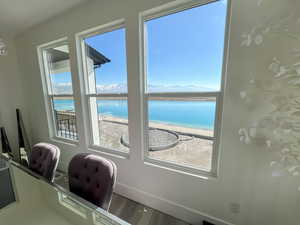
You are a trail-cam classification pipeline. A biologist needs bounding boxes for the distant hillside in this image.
[53,82,217,94]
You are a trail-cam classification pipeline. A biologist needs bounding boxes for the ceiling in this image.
[0,0,91,36]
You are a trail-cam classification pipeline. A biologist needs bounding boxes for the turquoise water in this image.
[53,99,215,130]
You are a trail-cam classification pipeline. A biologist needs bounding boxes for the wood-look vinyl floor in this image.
[109,193,190,225]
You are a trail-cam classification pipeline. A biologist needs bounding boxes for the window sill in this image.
[88,145,129,160]
[144,157,218,180]
[50,136,79,147]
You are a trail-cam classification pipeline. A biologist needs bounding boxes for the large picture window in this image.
[141,0,228,174]
[38,40,78,141]
[78,21,129,154]
[38,0,228,177]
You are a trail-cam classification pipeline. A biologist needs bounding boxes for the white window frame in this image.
[139,0,230,177]
[37,37,79,144]
[75,19,129,157]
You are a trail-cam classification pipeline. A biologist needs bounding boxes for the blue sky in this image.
[146,1,227,90]
[85,28,127,86]
[51,0,227,93]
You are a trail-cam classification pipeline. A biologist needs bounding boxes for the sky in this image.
[51,0,227,94]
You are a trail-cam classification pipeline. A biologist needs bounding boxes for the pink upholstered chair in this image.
[68,153,117,210]
[28,143,60,182]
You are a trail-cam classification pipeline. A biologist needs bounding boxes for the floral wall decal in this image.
[0,38,7,56]
[239,8,300,190]
[257,0,263,7]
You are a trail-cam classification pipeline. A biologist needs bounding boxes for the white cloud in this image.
[96,84,128,93]
[53,83,217,94]
[56,82,72,86]
[53,82,73,94]
[148,84,216,92]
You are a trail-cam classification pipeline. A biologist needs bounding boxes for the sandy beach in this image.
[98,115,213,171]
[56,110,213,170]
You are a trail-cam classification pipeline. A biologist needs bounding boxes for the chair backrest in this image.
[28,143,60,182]
[68,153,117,210]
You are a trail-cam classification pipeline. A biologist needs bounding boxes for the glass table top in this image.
[0,155,131,225]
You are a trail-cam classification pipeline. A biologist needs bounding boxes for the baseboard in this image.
[115,182,234,225]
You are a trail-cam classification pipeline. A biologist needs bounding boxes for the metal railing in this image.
[54,110,78,140]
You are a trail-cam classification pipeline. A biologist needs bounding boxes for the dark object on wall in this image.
[0,127,13,158]
[203,221,215,225]
[16,109,31,166]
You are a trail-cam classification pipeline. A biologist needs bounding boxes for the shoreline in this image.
[55,110,214,137]
[100,115,214,137]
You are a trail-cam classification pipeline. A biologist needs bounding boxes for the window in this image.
[37,0,228,177]
[38,40,78,141]
[141,0,228,175]
[78,21,129,154]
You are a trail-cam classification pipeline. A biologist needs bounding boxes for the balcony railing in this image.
[54,110,78,140]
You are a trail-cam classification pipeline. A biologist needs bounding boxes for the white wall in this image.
[14,0,300,225]
[0,35,27,156]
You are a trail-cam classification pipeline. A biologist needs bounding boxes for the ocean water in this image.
[53,99,215,130]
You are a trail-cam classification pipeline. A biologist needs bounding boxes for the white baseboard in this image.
[115,182,234,225]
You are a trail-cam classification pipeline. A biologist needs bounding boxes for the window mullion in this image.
[88,93,128,98]
[147,92,220,98]
[48,95,58,137]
